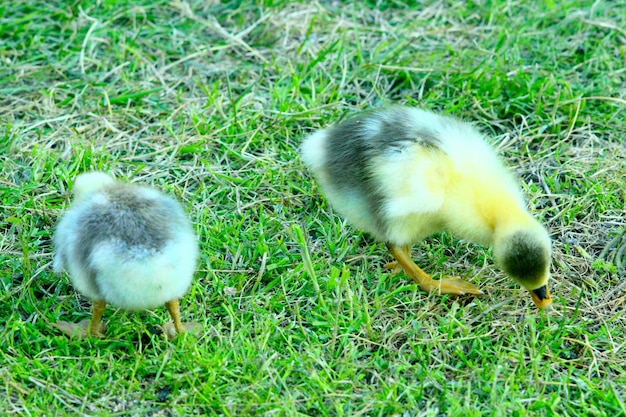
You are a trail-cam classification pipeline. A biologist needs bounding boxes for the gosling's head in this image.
[72,172,116,201]
[493,226,552,309]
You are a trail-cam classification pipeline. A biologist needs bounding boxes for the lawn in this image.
[1,0,625,415]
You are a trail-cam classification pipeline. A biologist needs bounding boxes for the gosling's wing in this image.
[363,108,451,219]
[369,140,448,220]
[52,212,75,274]
[301,108,450,235]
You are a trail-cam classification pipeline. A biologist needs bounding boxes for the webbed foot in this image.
[52,319,106,338]
[160,321,202,341]
[388,244,483,296]
[427,276,483,295]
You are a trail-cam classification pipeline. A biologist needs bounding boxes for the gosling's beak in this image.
[529,285,552,309]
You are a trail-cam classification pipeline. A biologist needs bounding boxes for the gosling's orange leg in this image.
[387,243,483,296]
[162,298,201,340]
[165,298,184,334]
[52,299,106,338]
[88,300,107,336]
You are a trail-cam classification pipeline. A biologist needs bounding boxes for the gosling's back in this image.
[74,185,181,260]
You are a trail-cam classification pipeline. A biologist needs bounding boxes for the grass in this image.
[1,0,625,415]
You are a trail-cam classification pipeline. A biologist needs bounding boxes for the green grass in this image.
[1,0,625,415]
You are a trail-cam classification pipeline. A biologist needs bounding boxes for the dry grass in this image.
[1,0,625,415]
